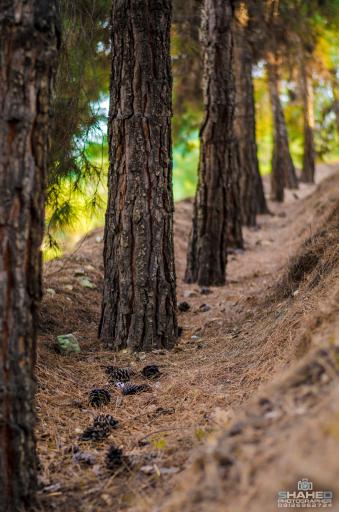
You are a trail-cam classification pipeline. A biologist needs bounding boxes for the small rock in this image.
[178,301,190,312]
[63,284,73,291]
[199,304,211,312]
[140,464,155,475]
[74,268,85,277]
[159,466,180,475]
[78,277,95,289]
[56,334,80,354]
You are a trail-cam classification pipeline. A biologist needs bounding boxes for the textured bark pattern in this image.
[185,0,238,285]
[99,0,178,351]
[0,1,58,510]
[300,62,315,183]
[267,58,298,201]
[233,7,268,225]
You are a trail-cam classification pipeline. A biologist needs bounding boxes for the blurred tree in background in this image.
[46,0,339,257]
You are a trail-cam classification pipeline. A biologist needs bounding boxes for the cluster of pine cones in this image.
[79,363,161,469]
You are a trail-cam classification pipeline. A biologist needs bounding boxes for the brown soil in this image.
[36,162,339,512]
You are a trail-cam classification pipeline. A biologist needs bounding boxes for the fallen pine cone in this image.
[116,382,152,396]
[105,366,132,383]
[178,301,190,312]
[80,414,118,441]
[106,445,127,470]
[93,414,118,429]
[142,364,161,380]
[88,388,111,407]
[80,425,108,441]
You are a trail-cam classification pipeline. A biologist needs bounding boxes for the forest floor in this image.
[36,162,339,512]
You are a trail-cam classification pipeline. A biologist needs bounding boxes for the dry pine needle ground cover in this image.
[36,163,339,512]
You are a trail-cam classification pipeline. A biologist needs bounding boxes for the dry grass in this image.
[35,165,339,512]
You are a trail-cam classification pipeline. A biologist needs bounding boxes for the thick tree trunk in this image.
[233,5,268,225]
[267,56,298,201]
[99,0,178,351]
[0,2,58,510]
[185,0,239,286]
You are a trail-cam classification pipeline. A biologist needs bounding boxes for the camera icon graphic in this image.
[298,479,313,491]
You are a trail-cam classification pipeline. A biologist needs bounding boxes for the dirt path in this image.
[37,162,338,512]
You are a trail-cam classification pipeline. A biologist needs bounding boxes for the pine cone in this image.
[105,366,132,383]
[116,382,152,396]
[88,388,111,407]
[178,301,190,312]
[80,425,108,441]
[142,364,161,380]
[93,414,118,429]
[106,445,126,470]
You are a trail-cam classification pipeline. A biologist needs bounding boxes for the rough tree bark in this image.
[0,1,59,510]
[233,2,268,225]
[185,0,239,286]
[267,55,299,201]
[300,61,315,183]
[99,0,178,351]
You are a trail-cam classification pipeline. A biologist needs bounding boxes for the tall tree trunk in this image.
[99,0,178,352]
[233,5,268,225]
[185,0,238,286]
[267,56,298,201]
[300,60,315,183]
[0,2,59,510]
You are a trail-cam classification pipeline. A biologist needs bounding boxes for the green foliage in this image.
[46,0,111,250]
[45,0,339,258]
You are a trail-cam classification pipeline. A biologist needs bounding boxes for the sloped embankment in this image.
[162,175,339,512]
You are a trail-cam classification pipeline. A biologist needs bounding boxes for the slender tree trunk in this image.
[0,2,59,510]
[267,56,298,201]
[300,61,315,183]
[185,0,238,285]
[233,6,268,225]
[331,73,339,133]
[99,0,178,351]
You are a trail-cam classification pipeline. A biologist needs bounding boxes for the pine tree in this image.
[0,1,59,509]
[99,0,178,351]
[300,57,315,183]
[233,1,268,226]
[185,0,239,285]
[267,54,298,202]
